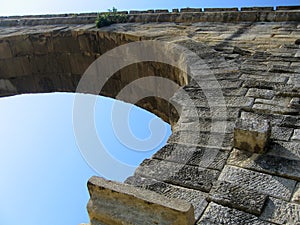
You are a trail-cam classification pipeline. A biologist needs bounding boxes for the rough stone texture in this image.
[292,129,300,141]
[228,148,300,181]
[134,159,220,192]
[0,9,299,225]
[268,141,300,160]
[292,183,300,203]
[198,202,273,225]
[87,176,195,225]
[209,181,268,215]
[261,197,300,224]
[246,88,275,99]
[153,143,228,171]
[234,118,271,153]
[218,165,296,201]
[125,176,208,220]
[271,126,293,141]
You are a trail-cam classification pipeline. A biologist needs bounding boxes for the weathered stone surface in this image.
[255,96,292,107]
[271,126,293,141]
[204,8,238,12]
[281,115,300,128]
[0,79,17,94]
[173,119,234,134]
[246,88,275,99]
[171,91,253,108]
[167,130,233,149]
[125,176,208,220]
[240,73,288,83]
[0,40,12,59]
[234,118,270,153]
[292,182,300,203]
[134,159,220,192]
[153,143,228,170]
[209,181,267,215]
[154,9,169,13]
[241,7,274,11]
[87,176,195,225]
[268,141,300,160]
[292,129,300,141]
[198,202,272,225]
[260,197,300,224]
[228,148,300,181]
[277,6,300,10]
[289,97,300,109]
[180,106,240,121]
[180,8,202,12]
[241,111,284,126]
[252,103,299,115]
[219,165,296,201]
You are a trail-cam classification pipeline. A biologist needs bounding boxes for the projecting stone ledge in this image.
[87,176,195,225]
[234,117,271,154]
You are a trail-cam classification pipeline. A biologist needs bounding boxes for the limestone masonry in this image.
[0,6,299,225]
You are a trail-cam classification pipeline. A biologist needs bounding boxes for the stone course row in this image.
[0,8,300,27]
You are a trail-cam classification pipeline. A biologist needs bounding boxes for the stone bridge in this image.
[0,6,300,225]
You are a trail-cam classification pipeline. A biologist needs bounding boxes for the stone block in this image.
[153,143,228,171]
[204,8,238,12]
[292,182,300,203]
[281,115,300,128]
[268,141,300,160]
[52,33,80,53]
[209,181,267,215]
[234,118,271,153]
[0,79,17,93]
[228,148,300,181]
[29,33,52,55]
[0,40,12,59]
[241,7,274,11]
[260,197,300,224]
[246,88,275,99]
[198,202,272,225]
[271,126,293,141]
[129,10,147,14]
[125,176,208,220]
[69,53,95,75]
[180,8,202,12]
[276,6,300,10]
[0,56,32,78]
[167,130,233,150]
[292,129,300,141]
[289,97,300,109]
[134,159,220,192]
[173,119,233,134]
[241,111,284,126]
[87,176,195,225]
[219,165,296,201]
[8,35,33,56]
[172,9,179,13]
[154,9,169,13]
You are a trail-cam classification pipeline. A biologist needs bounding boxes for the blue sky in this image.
[0,0,299,16]
[0,93,171,224]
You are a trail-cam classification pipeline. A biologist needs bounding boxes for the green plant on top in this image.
[96,7,128,28]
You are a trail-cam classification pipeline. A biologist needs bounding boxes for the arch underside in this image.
[0,21,299,224]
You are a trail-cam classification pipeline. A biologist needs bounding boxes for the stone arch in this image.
[0,30,188,124]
